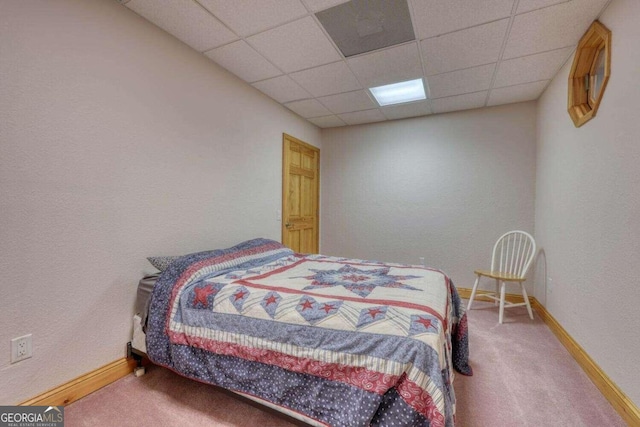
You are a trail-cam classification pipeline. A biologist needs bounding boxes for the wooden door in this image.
[282,133,319,254]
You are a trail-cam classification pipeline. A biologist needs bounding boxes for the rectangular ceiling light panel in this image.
[369,79,426,106]
[316,0,415,57]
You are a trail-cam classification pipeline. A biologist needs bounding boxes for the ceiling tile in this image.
[431,91,488,114]
[302,0,349,12]
[284,99,332,118]
[381,100,432,120]
[338,109,386,125]
[252,75,311,103]
[516,0,569,14]
[316,0,415,57]
[421,19,509,75]
[427,64,495,99]
[494,46,573,88]
[410,0,515,39]
[204,40,281,83]
[126,0,237,52]
[308,115,347,128]
[197,0,308,37]
[487,80,549,106]
[247,16,342,73]
[290,61,361,97]
[318,90,377,114]
[503,0,608,59]
[346,42,423,88]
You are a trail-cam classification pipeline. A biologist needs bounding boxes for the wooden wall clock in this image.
[568,20,611,128]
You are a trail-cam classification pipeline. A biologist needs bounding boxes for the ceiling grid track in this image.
[484,0,520,107]
[121,0,614,127]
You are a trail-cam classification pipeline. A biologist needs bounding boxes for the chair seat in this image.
[473,269,526,282]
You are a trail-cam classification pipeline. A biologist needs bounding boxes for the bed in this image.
[134,238,471,427]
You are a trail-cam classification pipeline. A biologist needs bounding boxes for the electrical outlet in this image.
[11,334,32,363]
[547,277,553,294]
[419,257,426,267]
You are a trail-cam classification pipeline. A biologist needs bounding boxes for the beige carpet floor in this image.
[65,300,626,426]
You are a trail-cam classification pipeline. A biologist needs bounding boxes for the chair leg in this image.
[498,281,506,324]
[521,283,534,320]
[494,279,499,305]
[467,275,480,311]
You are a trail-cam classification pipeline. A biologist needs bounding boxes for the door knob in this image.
[285,222,292,228]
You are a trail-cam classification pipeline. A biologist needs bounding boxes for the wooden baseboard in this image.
[460,286,640,426]
[530,299,640,426]
[21,358,137,406]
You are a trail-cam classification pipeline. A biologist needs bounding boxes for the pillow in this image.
[147,255,181,272]
[147,239,290,272]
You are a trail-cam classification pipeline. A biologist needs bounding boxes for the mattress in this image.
[135,273,159,332]
[132,274,159,354]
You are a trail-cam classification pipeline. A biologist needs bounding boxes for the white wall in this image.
[535,0,640,407]
[4,0,636,412]
[321,103,537,290]
[0,0,320,404]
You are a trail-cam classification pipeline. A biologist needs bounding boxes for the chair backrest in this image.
[490,231,536,278]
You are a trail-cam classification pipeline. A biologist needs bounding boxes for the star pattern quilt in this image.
[146,238,471,427]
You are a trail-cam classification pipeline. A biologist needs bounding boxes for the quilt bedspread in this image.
[146,238,471,427]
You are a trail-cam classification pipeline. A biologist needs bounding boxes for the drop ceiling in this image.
[120,0,611,128]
